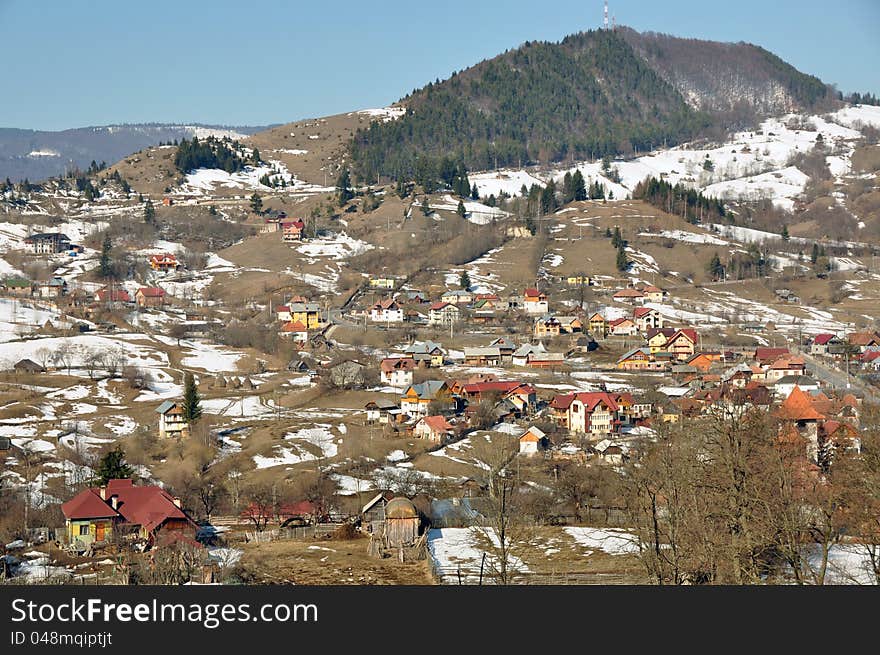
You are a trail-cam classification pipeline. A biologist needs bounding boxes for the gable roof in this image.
[776,386,826,421]
[61,479,192,533]
[418,415,453,433]
[137,287,165,298]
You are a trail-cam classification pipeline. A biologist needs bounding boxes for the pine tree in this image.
[252,147,261,164]
[572,170,587,201]
[615,244,629,272]
[250,192,263,214]
[421,196,432,216]
[143,199,155,224]
[460,270,471,290]
[99,234,113,278]
[94,445,133,485]
[457,200,466,218]
[471,183,479,200]
[781,225,790,241]
[182,372,202,424]
[336,168,354,206]
[811,243,819,264]
[611,226,622,249]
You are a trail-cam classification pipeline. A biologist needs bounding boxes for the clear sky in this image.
[1,0,878,131]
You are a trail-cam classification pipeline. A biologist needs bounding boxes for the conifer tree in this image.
[615,244,628,272]
[250,192,263,214]
[94,445,134,485]
[460,270,471,290]
[457,200,466,218]
[143,199,155,224]
[182,372,202,424]
[471,183,480,200]
[781,225,790,241]
[99,234,113,278]
[811,243,819,264]
[572,170,587,201]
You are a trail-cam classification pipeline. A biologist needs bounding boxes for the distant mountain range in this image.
[350,27,837,181]
[0,123,275,183]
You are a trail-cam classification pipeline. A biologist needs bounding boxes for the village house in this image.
[640,284,666,303]
[285,301,323,329]
[380,357,416,388]
[149,253,179,273]
[369,276,398,290]
[565,275,591,287]
[413,415,454,442]
[522,288,549,314]
[61,478,196,550]
[613,288,645,304]
[24,232,71,255]
[35,276,67,299]
[665,329,699,361]
[593,439,629,465]
[440,289,473,305]
[403,341,445,368]
[588,312,607,338]
[810,333,841,355]
[2,277,32,297]
[617,347,661,371]
[13,358,45,374]
[464,347,502,367]
[608,317,638,336]
[95,287,132,304]
[400,381,452,418]
[534,316,562,338]
[633,307,664,332]
[365,399,401,425]
[551,392,621,437]
[645,327,676,354]
[136,287,166,308]
[279,320,309,344]
[555,316,583,334]
[848,331,880,353]
[527,351,566,369]
[519,426,548,456]
[461,381,537,415]
[325,359,368,389]
[765,356,807,381]
[370,298,404,323]
[512,342,547,367]
[754,347,791,366]
[428,301,461,326]
[281,218,306,241]
[488,337,517,364]
[156,400,189,438]
[773,375,820,399]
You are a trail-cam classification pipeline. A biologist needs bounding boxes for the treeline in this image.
[845,91,880,106]
[350,29,711,182]
[633,177,724,224]
[173,136,256,174]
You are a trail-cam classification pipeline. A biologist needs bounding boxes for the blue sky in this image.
[1,0,878,130]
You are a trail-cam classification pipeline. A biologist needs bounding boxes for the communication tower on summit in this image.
[604,1,609,30]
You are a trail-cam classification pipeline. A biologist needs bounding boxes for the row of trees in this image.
[632,177,725,224]
[173,136,254,174]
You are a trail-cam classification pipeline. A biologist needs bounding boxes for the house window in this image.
[572,405,579,412]
[79,524,90,536]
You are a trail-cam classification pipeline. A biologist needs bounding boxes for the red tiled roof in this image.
[755,347,790,362]
[96,288,131,303]
[137,287,165,298]
[281,320,307,332]
[776,386,826,421]
[420,415,453,433]
[381,357,416,373]
[813,333,836,346]
[429,301,450,311]
[613,288,644,298]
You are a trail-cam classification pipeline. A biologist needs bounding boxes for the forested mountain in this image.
[350,28,837,183]
[619,28,835,119]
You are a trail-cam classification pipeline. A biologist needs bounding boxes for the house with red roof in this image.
[522,288,548,314]
[413,415,454,442]
[754,347,790,365]
[135,286,166,308]
[613,288,645,304]
[428,301,461,326]
[148,253,179,273]
[61,479,197,550]
[279,320,308,343]
[281,218,306,241]
[95,287,132,304]
[633,306,664,332]
[551,392,621,437]
[370,297,404,323]
[810,333,841,355]
[380,357,416,387]
[608,317,638,336]
[665,329,699,361]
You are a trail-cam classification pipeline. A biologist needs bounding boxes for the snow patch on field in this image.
[564,527,640,555]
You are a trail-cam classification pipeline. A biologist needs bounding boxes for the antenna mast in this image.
[604,1,609,30]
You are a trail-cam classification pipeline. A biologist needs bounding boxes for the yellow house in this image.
[589,313,607,337]
[289,302,323,330]
[646,328,675,354]
[566,275,591,287]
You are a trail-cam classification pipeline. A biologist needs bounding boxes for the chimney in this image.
[110,495,119,510]
[172,497,182,508]
[99,486,107,500]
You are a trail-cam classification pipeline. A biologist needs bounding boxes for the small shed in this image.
[384,497,420,548]
[13,358,46,374]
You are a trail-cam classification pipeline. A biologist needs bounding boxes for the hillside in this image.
[0,123,272,184]
[349,27,837,183]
